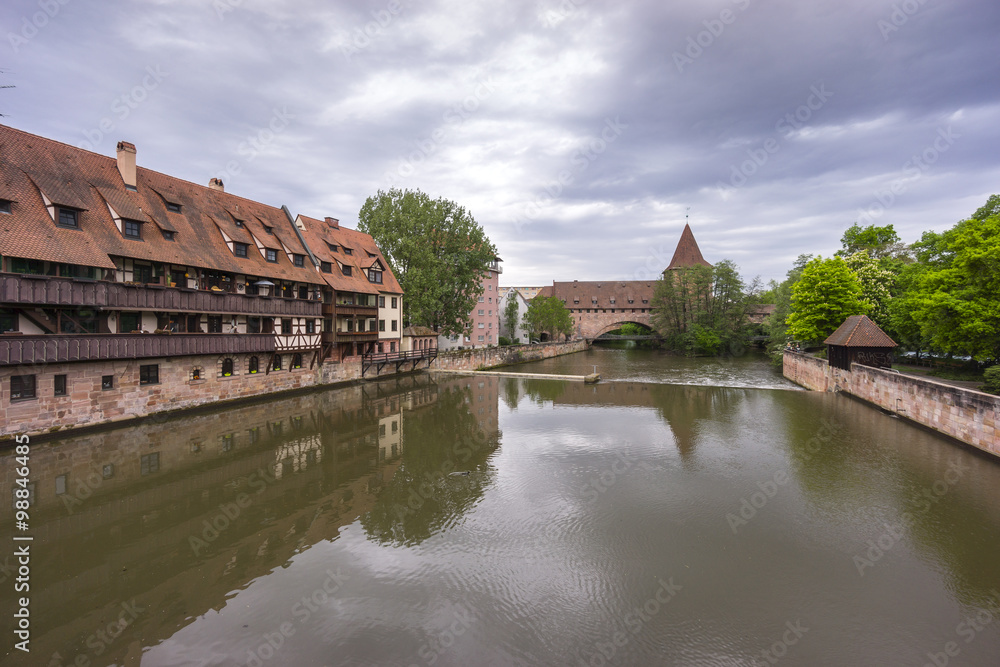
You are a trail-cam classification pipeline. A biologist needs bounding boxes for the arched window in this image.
[222,358,234,377]
[248,356,259,374]
[272,355,282,371]
[291,353,303,369]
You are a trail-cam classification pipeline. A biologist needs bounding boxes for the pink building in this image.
[438,256,502,350]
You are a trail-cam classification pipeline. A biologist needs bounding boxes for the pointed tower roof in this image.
[666,224,711,269]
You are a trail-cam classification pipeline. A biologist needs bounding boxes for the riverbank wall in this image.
[783,351,999,457]
[430,340,589,372]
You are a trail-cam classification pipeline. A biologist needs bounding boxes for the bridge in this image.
[591,334,662,341]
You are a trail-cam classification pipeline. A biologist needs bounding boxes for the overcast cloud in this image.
[3,0,998,285]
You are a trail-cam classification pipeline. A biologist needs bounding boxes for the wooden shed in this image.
[824,315,897,371]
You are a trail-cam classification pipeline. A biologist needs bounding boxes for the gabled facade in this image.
[294,215,403,361]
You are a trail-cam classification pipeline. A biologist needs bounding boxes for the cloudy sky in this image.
[2,0,999,285]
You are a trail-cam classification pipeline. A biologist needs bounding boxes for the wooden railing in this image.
[0,274,322,317]
[0,333,275,366]
[361,348,438,377]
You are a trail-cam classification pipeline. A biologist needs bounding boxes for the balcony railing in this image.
[0,274,322,317]
[0,333,275,366]
[330,304,379,317]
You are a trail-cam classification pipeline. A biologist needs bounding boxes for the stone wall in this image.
[432,340,589,372]
[575,311,652,339]
[783,351,999,457]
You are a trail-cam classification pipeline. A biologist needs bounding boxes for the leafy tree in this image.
[972,194,1000,221]
[502,290,520,340]
[764,254,811,360]
[983,366,1000,395]
[844,250,895,328]
[836,223,907,260]
[522,295,574,341]
[906,212,1000,360]
[786,256,866,343]
[358,188,498,337]
[650,260,761,355]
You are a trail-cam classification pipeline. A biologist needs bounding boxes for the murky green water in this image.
[2,350,1000,666]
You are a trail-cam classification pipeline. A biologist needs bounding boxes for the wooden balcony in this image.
[0,274,322,317]
[333,331,379,343]
[0,333,275,366]
[332,304,378,317]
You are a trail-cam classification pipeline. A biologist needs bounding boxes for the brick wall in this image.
[783,351,999,457]
[432,340,589,372]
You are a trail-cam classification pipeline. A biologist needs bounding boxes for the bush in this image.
[498,336,513,346]
[982,366,1000,395]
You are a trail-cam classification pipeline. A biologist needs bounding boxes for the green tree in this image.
[844,250,895,328]
[358,188,498,337]
[522,295,574,341]
[764,254,812,361]
[972,194,1000,222]
[502,290,520,340]
[906,211,1000,360]
[836,223,907,260]
[786,256,867,343]
[650,260,760,355]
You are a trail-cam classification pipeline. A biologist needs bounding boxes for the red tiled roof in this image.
[296,215,402,295]
[0,124,323,285]
[667,223,711,270]
[536,280,656,307]
[824,315,897,347]
[402,325,436,337]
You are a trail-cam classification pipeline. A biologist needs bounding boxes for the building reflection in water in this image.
[0,372,499,666]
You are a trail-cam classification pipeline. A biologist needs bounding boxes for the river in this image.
[2,349,999,666]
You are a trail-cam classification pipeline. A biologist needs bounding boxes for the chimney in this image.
[325,217,339,228]
[116,141,136,189]
[209,177,225,192]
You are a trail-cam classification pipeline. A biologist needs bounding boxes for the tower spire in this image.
[666,222,711,270]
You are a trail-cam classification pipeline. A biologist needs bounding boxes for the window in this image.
[327,242,338,252]
[342,265,352,276]
[57,207,79,228]
[478,335,485,342]
[248,427,260,444]
[368,269,382,283]
[293,254,305,267]
[379,296,385,308]
[265,249,278,263]
[391,320,397,331]
[166,202,181,213]
[55,475,68,495]
[272,355,282,371]
[221,358,234,377]
[208,316,223,333]
[391,297,397,309]
[122,219,142,239]
[343,247,353,255]
[305,319,315,334]
[234,219,244,228]
[321,261,332,273]
[291,353,303,369]
[140,452,160,475]
[54,374,67,396]
[478,309,484,316]
[11,375,36,400]
[102,464,115,479]
[248,356,259,374]
[281,318,292,334]
[120,312,141,332]
[0,308,16,333]
[221,433,234,452]
[264,225,273,234]
[389,341,396,352]
[0,199,11,214]
[379,319,386,332]
[162,230,176,241]
[488,297,492,303]
[478,296,484,303]
[102,375,114,390]
[191,367,202,380]
[233,242,248,258]
[139,364,159,385]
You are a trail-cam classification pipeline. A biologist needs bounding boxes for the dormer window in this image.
[343,247,353,256]
[368,269,383,284]
[293,254,305,267]
[327,243,338,252]
[234,219,244,228]
[234,242,249,258]
[321,261,332,273]
[342,265,352,276]
[265,249,278,263]
[367,252,377,258]
[57,207,79,228]
[264,225,273,235]
[166,202,181,213]
[123,219,142,239]
[609,298,615,304]
[0,199,11,214]
[162,230,176,241]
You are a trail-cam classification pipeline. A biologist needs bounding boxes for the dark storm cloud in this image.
[2,0,998,285]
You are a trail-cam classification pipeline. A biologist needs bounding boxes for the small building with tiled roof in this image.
[824,315,897,371]
[402,325,437,353]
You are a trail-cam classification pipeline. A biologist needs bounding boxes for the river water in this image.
[2,349,1000,666]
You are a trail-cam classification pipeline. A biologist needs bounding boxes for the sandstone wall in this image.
[783,351,999,457]
[432,340,589,372]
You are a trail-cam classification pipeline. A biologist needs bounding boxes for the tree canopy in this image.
[836,223,906,260]
[358,188,498,337]
[786,256,866,343]
[502,290,520,339]
[522,295,574,341]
